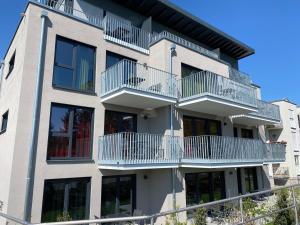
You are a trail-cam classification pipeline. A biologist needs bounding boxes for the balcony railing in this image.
[229,67,252,86]
[250,100,281,121]
[178,71,257,107]
[98,133,285,169]
[103,16,151,52]
[100,59,177,98]
[98,133,180,166]
[150,31,219,59]
[33,0,103,27]
[182,136,264,165]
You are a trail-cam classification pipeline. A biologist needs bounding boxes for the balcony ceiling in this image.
[111,0,255,59]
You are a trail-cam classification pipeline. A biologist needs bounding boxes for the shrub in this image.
[193,207,207,225]
[273,190,295,225]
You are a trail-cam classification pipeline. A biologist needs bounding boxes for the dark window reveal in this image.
[101,175,136,218]
[47,104,93,160]
[104,110,137,134]
[41,178,90,222]
[106,51,136,69]
[1,111,9,133]
[244,167,258,193]
[53,36,95,92]
[7,51,16,78]
[181,63,203,78]
[241,128,254,139]
[183,116,222,137]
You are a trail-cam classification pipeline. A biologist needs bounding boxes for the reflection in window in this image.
[101,175,136,218]
[47,104,93,160]
[104,110,137,134]
[41,178,90,222]
[53,37,95,92]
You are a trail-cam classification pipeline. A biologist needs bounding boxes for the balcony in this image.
[177,71,257,116]
[103,16,151,54]
[231,100,281,125]
[98,132,180,169]
[100,60,177,109]
[98,134,285,170]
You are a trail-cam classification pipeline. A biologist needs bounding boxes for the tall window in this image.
[47,104,93,160]
[244,167,258,193]
[101,175,136,218]
[7,51,15,78]
[104,110,137,134]
[53,36,95,92]
[41,178,90,222]
[1,111,8,133]
[185,172,225,205]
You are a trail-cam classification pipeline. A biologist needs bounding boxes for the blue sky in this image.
[1,0,299,103]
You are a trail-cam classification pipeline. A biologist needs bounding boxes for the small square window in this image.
[7,51,15,78]
[1,111,8,133]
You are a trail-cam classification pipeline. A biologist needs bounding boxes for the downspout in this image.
[169,44,176,210]
[24,10,48,222]
[0,61,4,98]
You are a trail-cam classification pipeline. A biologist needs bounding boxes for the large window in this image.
[185,172,225,205]
[101,175,136,218]
[244,167,258,193]
[0,110,8,133]
[181,63,202,78]
[41,178,90,222]
[104,110,137,134]
[53,36,95,92]
[47,104,93,160]
[183,116,222,137]
[106,51,136,69]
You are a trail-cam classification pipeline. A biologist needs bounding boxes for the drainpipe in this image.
[24,10,48,222]
[0,60,4,97]
[169,43,176,210]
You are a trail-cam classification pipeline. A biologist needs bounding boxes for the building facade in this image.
[0,0,285,224]
[267,99,300,185]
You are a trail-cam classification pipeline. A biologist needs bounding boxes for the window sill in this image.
[0,129,6,135]
[47,159,95,164]
[52,85,97,96]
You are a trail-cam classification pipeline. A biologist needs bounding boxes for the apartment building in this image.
[0,0,285,224]
[267,99,300,184]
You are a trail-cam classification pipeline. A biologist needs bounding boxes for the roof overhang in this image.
[110,0,255,60]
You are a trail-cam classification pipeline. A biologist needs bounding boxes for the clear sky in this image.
[1,0,299,103]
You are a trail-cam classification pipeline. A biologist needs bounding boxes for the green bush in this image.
[273,190,295,225]
[193,207,207,225]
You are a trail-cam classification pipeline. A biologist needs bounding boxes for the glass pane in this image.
[47,136,69,158]
[208,121,221,136]
[119,177,134,216]
[71,108,93,158]
[41,181,65,222]
[212,172,225,201]
[68,179,90,220]
[101,177,118,217]
[75,45,95,92]
[55,39,73,67]
[120,114,136,132]
[53,66,74,88]
[198,173,210,203]
[181,63,202,78]
[104,111,137,134]
[195,119,206,136]
[183,118,193,137]
[241,129,254,139]
[50,106,70,133]
[185,173,199,206]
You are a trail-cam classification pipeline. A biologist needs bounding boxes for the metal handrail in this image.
[250,99,281,121]
[100,59,177,98]
[178,71,257,107]
[229,67,252,86]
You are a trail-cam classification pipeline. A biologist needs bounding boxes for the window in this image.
[295,155,299,166]
[1,111,8,133]
[181,63,203,78]
[233,127,238,137]
[106,51,136,69]
[104,110,137,134]
[7,51,15,78]
[241,128,254,139]
[41,177,90,222]
[47,104,93,160]
[244,167,258,193]
[183,116,222,137]
[53,36,95,92]
[185,172,225,205]
[101,175,136,218]
[289,109,296,128]
[298,115,300,129]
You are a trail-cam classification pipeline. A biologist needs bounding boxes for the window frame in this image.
[52,35,96,94]
[47,103,94,161]
[6,51,16,79]
[41,177,91,222]
[0,110,9,134]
